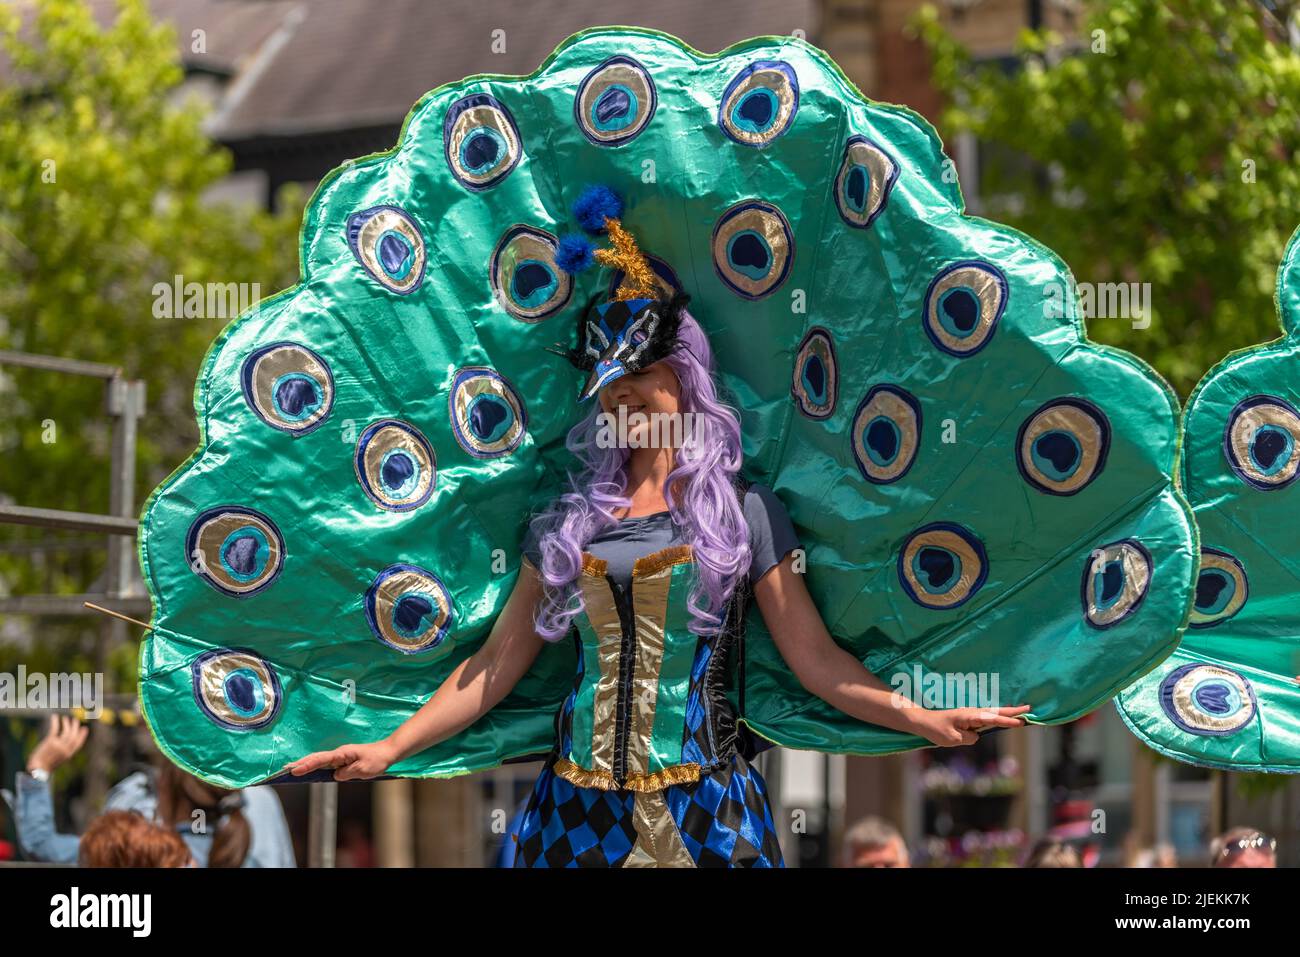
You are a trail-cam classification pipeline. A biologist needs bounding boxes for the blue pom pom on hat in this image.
[555,234,596,275]
[572,184,623,233]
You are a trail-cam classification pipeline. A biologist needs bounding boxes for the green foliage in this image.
[915,0,1300,396]
[0,0,301,605]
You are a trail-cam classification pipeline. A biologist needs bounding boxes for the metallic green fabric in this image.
[567,603,604,773]
[137,27,1196,787]
[1116,229,1300,772]
[644,562,698,775]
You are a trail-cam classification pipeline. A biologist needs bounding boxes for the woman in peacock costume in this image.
[1117,228,1300,773]
[137,28,1198,868]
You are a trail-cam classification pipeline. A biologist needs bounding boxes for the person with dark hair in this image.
[13,714,296,867]
[1023,838,1082,868]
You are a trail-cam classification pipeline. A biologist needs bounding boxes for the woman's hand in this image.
[283,560,548,782]
[755,556,1035,743]
[283,740,398,782]
[910,705,1032,747]
[27,714,89,775]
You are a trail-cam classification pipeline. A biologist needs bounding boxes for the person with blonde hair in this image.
[843,816,910,868]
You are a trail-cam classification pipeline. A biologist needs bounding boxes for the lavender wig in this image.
[527,310,749,640]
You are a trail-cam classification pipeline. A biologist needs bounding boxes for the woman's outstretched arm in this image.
[752,555,1030,747]
[285,559,547,781]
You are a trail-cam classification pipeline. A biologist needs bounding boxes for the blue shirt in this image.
[12,770,297,867]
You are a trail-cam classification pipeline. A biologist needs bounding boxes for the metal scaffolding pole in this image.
[0,351,146,810]
[1,349,343,862]
[308,783,338,868]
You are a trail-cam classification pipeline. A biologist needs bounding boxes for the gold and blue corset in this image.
[551,545,745,792]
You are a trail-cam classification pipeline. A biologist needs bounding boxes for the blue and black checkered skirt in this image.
[512,751,784,868]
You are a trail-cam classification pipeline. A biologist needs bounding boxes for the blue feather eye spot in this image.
[711,200,794,299]
[1224,394,1300,490]
[852,384,920,483]
[366,564,454,654]
[898,523,987,610]
[575,55,656,146]
[449,367,527,459]
[922,261,1007,356]
[192,649,282,730]
[241,342,334,435]
[835,135,898,229]
[443,92,521,190]
[718,60,799,147]
[1080,540,1152,629]
[607,253,682,300]
[792,328,838,420]
[491,226,572,322]
[354,420,436,512]
[1190,547,1248,629]
[186,506,285,598]
[1159,663,1257,737]
[346,206,426,294]
[1016,397,1111,496]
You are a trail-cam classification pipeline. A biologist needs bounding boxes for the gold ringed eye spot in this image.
[1224,394,1300,490]
[192,649,281,730]
[443,92,522,190]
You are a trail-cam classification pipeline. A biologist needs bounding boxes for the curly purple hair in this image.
[527,310,749,639]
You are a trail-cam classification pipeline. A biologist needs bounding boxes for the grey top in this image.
[523,483,800,590]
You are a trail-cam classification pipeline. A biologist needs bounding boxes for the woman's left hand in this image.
[26,714,89,774]
[755,556,1035,746]
[911,704,1032,747]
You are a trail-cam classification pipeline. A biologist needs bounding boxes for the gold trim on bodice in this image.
[553,756,702,792]
[558,543,704,792]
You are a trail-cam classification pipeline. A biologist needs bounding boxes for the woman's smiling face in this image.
[598,359,682,447]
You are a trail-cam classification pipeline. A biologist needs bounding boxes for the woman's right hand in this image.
[283,563,547,784]
[283,740,397,782]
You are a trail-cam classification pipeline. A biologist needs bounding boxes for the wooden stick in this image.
[82,601,150,630]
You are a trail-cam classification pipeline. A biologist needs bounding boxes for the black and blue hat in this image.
[551,185,690,401]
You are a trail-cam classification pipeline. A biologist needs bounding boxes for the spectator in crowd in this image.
[334,819,375,868]
[80,811,194,867]
[1133,842,1185,868]
[1210,827,1276,868]
[1023,838,1082,868]
[14,714,296,867]
[843,816,910,867]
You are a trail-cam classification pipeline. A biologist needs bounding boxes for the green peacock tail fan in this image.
[1116,227,1300,773]
[137,27,1197,788]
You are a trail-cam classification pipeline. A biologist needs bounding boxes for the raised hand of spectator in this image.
[26,714,89,775]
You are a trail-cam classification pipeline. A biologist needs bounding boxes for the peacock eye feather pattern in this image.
[136,28,1196,788]
[1116,226,1300,774]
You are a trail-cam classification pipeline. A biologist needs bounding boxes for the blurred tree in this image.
[915,0,1300,397]
[0,0,301,619]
